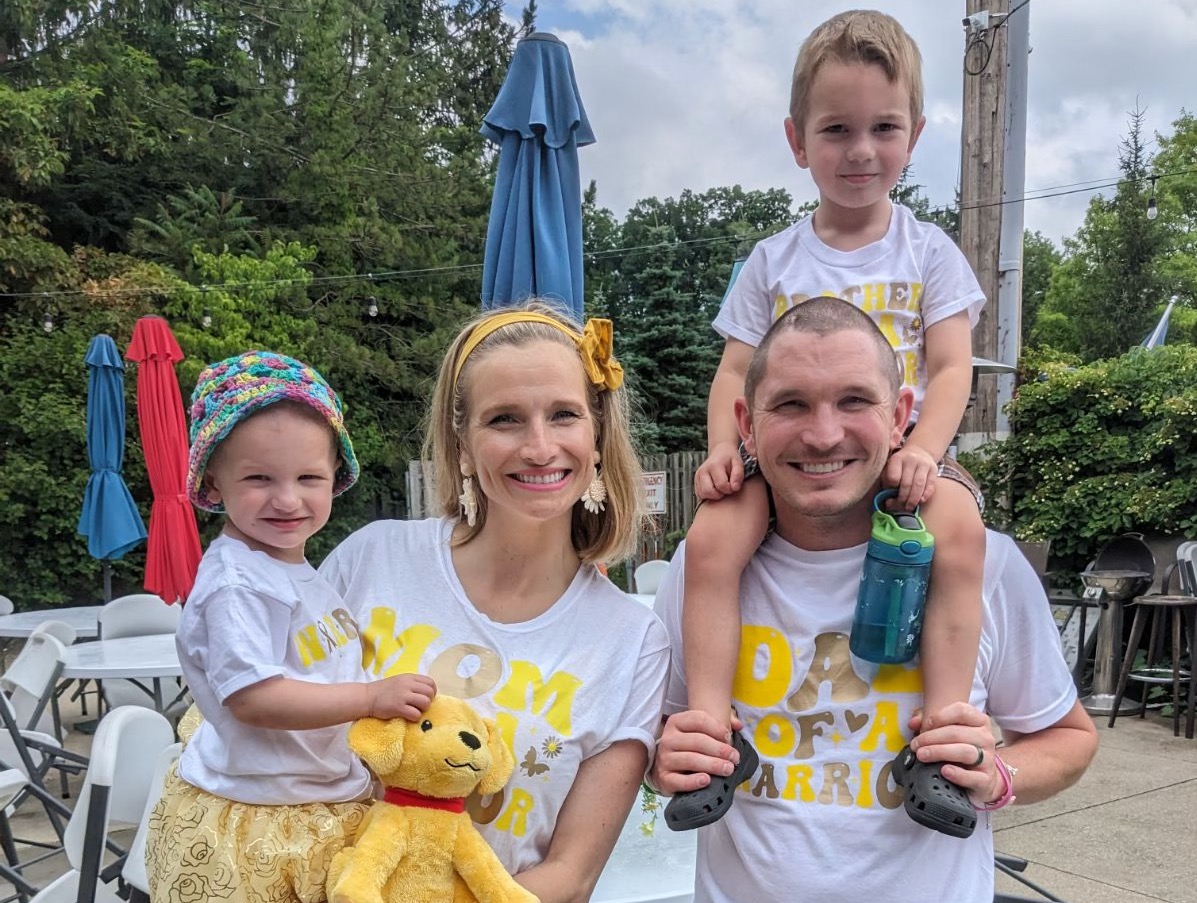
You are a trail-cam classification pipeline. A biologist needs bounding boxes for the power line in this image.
[3,164,1194,302]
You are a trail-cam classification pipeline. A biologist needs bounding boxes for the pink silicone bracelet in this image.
[973,754,1016,811]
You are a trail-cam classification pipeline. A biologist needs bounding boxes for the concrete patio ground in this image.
[3,696,1195,902]
[994,710,1197,903]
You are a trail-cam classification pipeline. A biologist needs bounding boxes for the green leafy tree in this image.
[3,0,515,290]
[0,2,519,605]
[1148,110,1197,311]
[1020,230,1062,348]
[617,186,795,327]
[1034,109,1170,360]
[0,251,183,606]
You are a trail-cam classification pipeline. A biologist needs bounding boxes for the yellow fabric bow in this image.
[453,311,624,392]
[578,318,624,391]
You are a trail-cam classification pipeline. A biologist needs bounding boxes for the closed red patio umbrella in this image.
[126,316,202,604]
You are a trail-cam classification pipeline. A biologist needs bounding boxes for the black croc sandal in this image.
[664,729,760,831]
[891,745,977,838]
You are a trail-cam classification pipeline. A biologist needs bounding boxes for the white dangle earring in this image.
[580,452,607,515]
[459,471,479,527]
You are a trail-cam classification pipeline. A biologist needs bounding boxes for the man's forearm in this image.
[999,701,1098,805]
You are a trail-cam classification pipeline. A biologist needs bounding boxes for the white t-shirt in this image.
[319,517,670,876]
[177,534,372,805]
[713,204,986,415]
[656,530,1077,903]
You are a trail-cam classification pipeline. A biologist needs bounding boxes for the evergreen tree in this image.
[607,225,719,454]
[593,186,794,453]
[581,180,621,319]
[892,167,959,238]
[1034,109,1170,360]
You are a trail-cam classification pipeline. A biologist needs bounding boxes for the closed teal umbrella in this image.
[77,334,146,600]
[481,32,595,322]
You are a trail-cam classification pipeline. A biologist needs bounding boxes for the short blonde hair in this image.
[424,301,646,566]
[745,297,902,408]
[789,10,924,131]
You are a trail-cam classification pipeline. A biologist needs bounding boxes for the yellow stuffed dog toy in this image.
[328,695,539,903]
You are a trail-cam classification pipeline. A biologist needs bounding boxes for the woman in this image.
[320,301,669,902]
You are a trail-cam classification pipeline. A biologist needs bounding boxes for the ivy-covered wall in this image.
[965,346,1197,577]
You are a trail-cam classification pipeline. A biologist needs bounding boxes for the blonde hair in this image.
[425,301,646,565]
[789,10,924,131]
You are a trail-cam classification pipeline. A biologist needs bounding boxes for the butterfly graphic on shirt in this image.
[520,747,550,777]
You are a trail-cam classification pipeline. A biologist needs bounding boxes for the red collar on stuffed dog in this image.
[383,787,467,813]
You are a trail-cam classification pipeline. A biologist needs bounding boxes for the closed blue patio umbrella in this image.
[481,32,595,322]
[78,334,146,601]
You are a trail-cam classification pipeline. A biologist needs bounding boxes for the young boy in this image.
[666,10,988,836]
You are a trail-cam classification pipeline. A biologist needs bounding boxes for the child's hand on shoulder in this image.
[695,442,745,501]
[368,673,437,721]
[884,444,939,510]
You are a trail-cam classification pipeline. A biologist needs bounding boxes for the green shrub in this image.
[964,345,1197,577]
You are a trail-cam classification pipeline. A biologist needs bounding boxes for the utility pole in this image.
[957,0,1010,451]
[996,3,1029,433]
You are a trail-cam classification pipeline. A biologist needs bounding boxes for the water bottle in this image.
[849,489,935,664]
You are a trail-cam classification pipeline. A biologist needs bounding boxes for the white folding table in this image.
[60,634,184,715]
[0,606,101,640]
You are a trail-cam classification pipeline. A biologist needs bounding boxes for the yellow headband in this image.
[452,311,625,392]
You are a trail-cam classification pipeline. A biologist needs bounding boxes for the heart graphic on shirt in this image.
[845,710,869,734]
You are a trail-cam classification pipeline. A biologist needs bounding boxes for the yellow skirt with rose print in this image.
[145,768,369,903]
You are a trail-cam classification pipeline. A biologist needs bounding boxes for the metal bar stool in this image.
[1108,561,1197,739]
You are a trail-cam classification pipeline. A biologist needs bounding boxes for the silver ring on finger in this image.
[972,744,985,768]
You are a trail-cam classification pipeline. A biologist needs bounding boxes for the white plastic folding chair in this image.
[120,741,181,903]
[0,634,67,741]
[26,620,98,723]
[26,623,74,650]
[0,767,39,902]
[28,707,175,903]
[0,595,15,676]
[633,560,670,596]
[97,595,181,712]
[0,631,83,805]
[0,636,82,900]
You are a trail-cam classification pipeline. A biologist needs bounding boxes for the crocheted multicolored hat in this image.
[186,350,359,512]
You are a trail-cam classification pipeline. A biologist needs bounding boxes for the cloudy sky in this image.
[502,0,1197,246]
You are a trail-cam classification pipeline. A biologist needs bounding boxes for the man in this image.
[651,297,1097,902]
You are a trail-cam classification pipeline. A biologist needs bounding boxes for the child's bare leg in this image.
[888,477,985,837]
[666,479,769,831]
[918,478,985,731]
[682,478,770,734]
